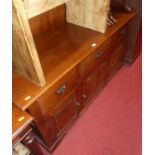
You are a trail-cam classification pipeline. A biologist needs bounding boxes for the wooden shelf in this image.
[34,10,137,83]
[13,10,137,110]
[12,104,33,142]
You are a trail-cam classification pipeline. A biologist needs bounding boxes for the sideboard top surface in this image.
[12,104,33,141]
[13,10,137,110]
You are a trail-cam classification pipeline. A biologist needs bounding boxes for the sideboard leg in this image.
[22,132,45,155]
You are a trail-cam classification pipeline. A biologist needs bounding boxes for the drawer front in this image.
[111,42,126,70]
[38,67,79,113]
[75,73,95,113]
[79,51,96,77]
[113,25,127,47]
[82,74,95,104]
[95,38,113,65]
[80,38,113,77]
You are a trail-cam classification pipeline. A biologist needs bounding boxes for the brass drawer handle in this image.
[76,102,81,106]
[82,94,87,99]
[96,51,103,58]
[56,84,66,94]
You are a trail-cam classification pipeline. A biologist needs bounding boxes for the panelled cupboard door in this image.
[28,101,58,147]
[111,42,126,71]
[75,73,95,113]
[30,95,77,147]
[95,58,112,91]
[49,95,77,137]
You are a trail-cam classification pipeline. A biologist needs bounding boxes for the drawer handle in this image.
[56,84,66,94]
[82,94,87,99]
[96,51,103,58]
[76,102,81,106]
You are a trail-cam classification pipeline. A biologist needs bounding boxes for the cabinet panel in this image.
[75,73,95,113]
[113,25,127,47]
[54,96,77,135]
[29,95,77,147]
[79,51,97,77]
[28,101,58,147]
[82,74,95,103]
[79,38,113,77]
[111,42,126,71]
[95,58,112,91]
[95,38,113,65]
[38,67,79,114]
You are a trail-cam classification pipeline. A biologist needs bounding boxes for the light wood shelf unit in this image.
[13,0,46,86]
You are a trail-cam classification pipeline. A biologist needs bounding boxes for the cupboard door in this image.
[28,101,58,147]
[53,96,77,136]
[111,42,126,71]
[75,73,95,113]
[29,95,77,148]
[95,58,111,91]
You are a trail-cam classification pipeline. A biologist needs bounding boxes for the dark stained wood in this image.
[79,50,98,78]
[113,24,127,47]
[75,73,95,113]
[111,0,132,12]
[28,101,58,147]
[29,4,66,36]
[12,104,33,142]
[37,67,79,114]
[29,94,77,148]
[12,6,138,152]
[133,22,142,60]
[123,0,142,64]
[111,41,127,71]
[13,10,137,111]
[124,20,142,63]
[96,37,114,62]
[53,95,77,135]
[22,131,45,155]
[95,57,112,91]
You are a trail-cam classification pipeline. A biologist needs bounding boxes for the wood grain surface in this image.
[66,0,110,33]
[13,0,46,86]
[12,104,33,141]
[13,9,137,111]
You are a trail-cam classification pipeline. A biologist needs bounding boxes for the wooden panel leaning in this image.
[23,0,70,19]
[13,0,46,86]
[66,0,110,33]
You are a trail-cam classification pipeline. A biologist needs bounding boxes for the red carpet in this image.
[43,54,142,155]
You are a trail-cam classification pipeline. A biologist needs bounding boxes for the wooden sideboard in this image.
[13,1,138,153]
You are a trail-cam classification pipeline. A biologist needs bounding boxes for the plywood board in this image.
[66,0,110,33]
[13,0,46,86]
[23,0,70,18]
